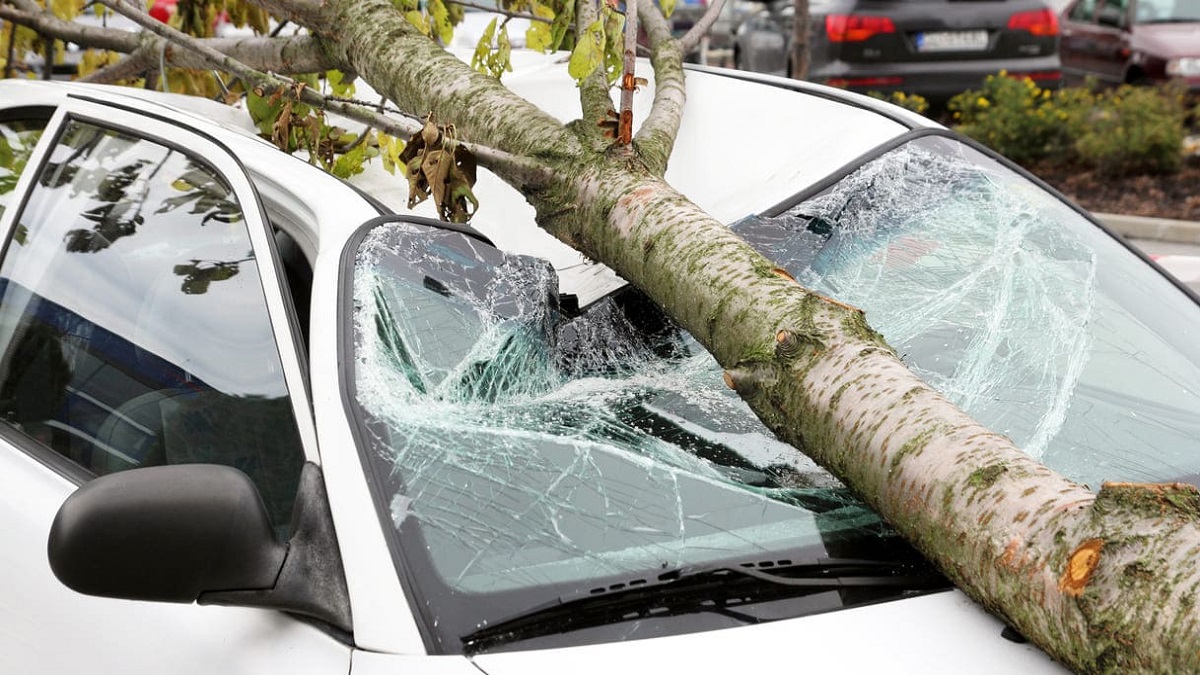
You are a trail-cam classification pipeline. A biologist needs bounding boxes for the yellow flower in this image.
[977,97,990,108]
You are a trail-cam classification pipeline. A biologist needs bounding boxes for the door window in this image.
[0,118,304,533]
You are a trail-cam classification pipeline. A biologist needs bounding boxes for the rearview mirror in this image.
[48,464,286,602]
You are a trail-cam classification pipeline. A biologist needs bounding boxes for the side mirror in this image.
[48,464,286,602]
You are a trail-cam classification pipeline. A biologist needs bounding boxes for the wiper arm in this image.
[461,557,948,653]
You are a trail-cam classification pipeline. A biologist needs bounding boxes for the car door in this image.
[1062,0,1133,85]
[1061,0,1102,84]
[0,97,349,674]
[1090,0,1135,83]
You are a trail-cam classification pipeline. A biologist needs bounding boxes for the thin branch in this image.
[91,0,555,191]
[0,2,140,53]
[575,0,616,137]
[631,0,685,174]
[77,45,152,82]
[240,0,323,27]
[445,0,553,24]
[0,1,335,74]
[678,0,725,54]
[615,0,637,146]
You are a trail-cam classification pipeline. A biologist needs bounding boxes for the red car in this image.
[1060,0,1200,90]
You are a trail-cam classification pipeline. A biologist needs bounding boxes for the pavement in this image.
[1098,212,1200,246]
[1097,212,1200,289]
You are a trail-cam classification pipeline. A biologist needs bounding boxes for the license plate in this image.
[915,30,989,52]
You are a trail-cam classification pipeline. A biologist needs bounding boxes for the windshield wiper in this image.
[461,557,949,653]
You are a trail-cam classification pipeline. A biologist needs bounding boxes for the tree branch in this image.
[678,0,726,54]
[90,0,555,192]
[1,1,336,76]
[631,0,686,174]
[0,2,140,53]
[241,0,323,27]
[615,0,638,146]
[575,0,616,139]
[77,44,155,82]
[446,0,553,24]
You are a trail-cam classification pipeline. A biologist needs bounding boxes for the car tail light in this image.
[826,15,897,42]
[1007,9,1059,37]
[825,76,904,88]
[1005,70,1061,82]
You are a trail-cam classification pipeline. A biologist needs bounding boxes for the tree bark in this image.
[7,0,1200,670]
[789,0,810,80]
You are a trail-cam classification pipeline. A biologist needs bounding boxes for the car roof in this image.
[0,56,932,303]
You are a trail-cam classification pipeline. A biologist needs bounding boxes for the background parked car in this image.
[733,0,1062,103]
[1060,0,1200,90]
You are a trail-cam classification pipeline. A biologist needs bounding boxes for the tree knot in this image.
[1059,538,1104,597]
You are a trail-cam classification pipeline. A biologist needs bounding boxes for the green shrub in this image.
[1074,84,1186,176]
[867,90,929,115]
[947,73,1072,164]
[950,74,1188,176]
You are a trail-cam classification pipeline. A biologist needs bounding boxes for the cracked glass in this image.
[736,135,1200,486]
[348,135,1200,652]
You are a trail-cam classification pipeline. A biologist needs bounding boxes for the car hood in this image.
[1135,22,1200,57]
[466,591,1068,674]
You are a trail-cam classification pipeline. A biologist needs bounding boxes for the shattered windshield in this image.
[347,135,1200,653]
[348,221,917,653]
[737,134,1200,483]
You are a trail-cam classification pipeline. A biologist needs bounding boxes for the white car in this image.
[4,54,1198,673]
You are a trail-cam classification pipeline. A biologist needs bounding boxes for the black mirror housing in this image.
[48,464,287,602]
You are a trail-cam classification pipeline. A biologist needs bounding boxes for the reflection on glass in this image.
[0,119,46,221]
[0,120,303,534]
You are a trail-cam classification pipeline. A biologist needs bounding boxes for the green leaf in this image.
[429,0,455,45]
[246,89,284,137]
[603,6,625,83]
[567,19,605,83]
[326,70,355,98]
[332,143,368,179]
[471,17,499,72]
[377,131,406,175]
[526,21,552,52]
[0,137,13,171]
[497,24,512,72]
[51,0,81,21]
[403,9,431,34]
[660,0,677,17]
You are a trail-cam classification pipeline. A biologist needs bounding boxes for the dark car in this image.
[733,0,1062,102]
[1060,0,1200,90]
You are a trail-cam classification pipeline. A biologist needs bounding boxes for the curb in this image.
[1096,213,1200,245]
